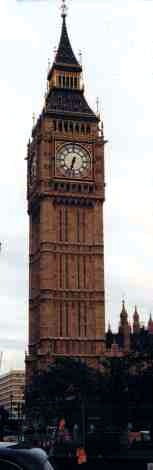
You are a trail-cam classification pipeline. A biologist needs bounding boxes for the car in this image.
[0,444,54,470]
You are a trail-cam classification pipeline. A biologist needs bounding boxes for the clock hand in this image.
[71,156,76,170]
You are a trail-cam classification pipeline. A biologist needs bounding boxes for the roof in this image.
[55,15,81,68]
[45,88,98,121]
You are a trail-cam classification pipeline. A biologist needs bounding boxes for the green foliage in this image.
[25,358,97,425]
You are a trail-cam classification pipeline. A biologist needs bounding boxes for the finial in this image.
[48,58,51,73]
[53,47,57,59]
[61,0,68,18]
[78,50,82,66]
[96,97,99,114]
[32,112,35,127]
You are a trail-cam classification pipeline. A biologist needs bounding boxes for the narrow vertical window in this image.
[77,209,80,242]
[70,76,73,88]
[64,255,68,289]
[84,304,87,337]
[78,303,81,337]
[70,122,73,133]
[84,257,86,289]
[60,304,63,337]
[74,77,77,88]
[59,208,62,241]
[60,255,62,288]
[66,303,69,336]
[65,207,68,242]
[83,210,85,243]
[77,256,80,289]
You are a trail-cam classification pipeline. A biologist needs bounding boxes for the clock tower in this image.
[26,2,105,380]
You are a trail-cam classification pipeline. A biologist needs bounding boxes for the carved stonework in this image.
[26,6,105,381]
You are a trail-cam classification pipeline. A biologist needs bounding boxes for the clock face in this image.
[56,144,91,178]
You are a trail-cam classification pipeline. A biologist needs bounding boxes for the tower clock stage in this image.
[26,1,106,379]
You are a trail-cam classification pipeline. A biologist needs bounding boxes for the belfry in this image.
[26,1,106,380]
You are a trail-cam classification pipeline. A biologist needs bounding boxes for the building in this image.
[26,0,106,381]
[105,300,153,356]
[0,370,25,419]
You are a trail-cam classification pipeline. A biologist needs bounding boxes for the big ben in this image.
[26,0,105,380]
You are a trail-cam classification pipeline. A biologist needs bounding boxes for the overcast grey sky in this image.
[0,0,153,371]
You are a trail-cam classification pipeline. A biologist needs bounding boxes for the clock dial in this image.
[56,144,91,178]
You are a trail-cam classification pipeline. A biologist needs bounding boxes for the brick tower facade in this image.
[26,4,105,381]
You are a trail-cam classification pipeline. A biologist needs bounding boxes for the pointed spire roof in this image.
[55,15,80,68]
[133,305,139,321]
[120,300,128,321]
[148,313,153,333]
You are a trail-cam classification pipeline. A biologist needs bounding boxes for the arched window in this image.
[70,122,73,133]
[66,76,69,88]
[86,125,91,135]
[70,76,73,88]
[59,75,62,87]
[74,77,77,88]
[64,121,68,132]
[75,123,79,133]
[81,124,85,135]
[63,75,66,88]
[53,120,56,131]
[58,120,63,132]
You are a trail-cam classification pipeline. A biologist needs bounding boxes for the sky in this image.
[0,0,153,372]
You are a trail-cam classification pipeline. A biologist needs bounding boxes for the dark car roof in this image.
[0,446,51,470]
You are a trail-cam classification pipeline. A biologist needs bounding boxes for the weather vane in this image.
[61,0,68,18]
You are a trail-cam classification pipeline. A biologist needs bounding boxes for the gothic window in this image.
[84,184,89,193]
[66,304,69,336]
[77,256,80,289]
[65,207,68,241]
[58,96,62,106]
[59,209,63,241]
[58,120,63,132]
[70,121,73,133]
[74,77,77,88]
[60,255,63,288]
[70,76,73,88]
[84,259,86,289]
[53,120,57,131]
[77,209,80,242]
[66,76,69,88]
[78,303,81,337]
[84,305,87,337]
[81,124,85,135]
[64,121,68,132]
[60,304,62,336]
[89,185,94,193]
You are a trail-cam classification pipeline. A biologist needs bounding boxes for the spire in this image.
[133,305,139,321]
[120,299,128,322]
[133,305,140,334]
[148,313,153,334]
[54,4,81,68]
